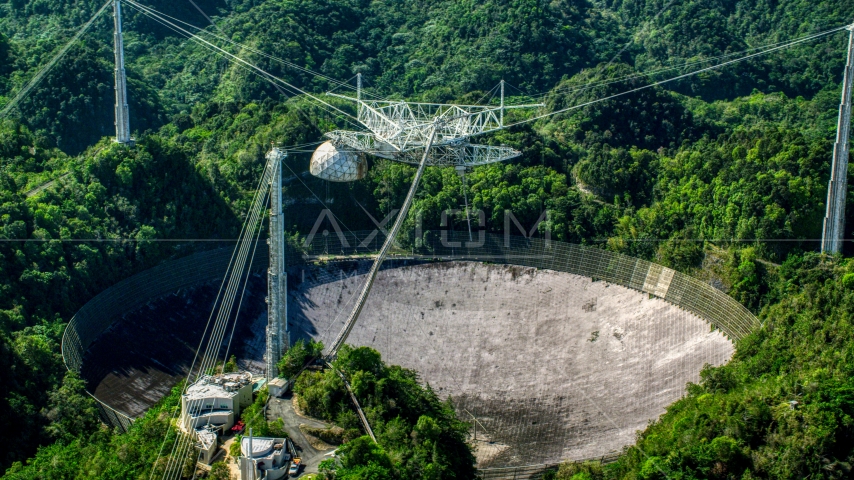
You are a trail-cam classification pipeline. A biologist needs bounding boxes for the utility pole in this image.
[821,25,854,255]
[112,0,131,144]
[266,146,287,380]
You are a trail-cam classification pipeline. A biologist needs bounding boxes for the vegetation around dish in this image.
[2,0,854,478]
[298,345,476,480]
[277,338,324,379]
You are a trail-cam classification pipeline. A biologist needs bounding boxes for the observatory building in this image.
[238,435,290,480]
[180,372,253,433]
[196,427,218,465]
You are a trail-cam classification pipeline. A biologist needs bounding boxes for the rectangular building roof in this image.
[184,371,252,401]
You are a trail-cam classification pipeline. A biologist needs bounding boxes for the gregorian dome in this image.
[310,140,367,182]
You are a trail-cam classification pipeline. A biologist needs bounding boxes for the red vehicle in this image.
[230,420,245,434]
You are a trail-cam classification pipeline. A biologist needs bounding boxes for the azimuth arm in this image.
[326,124,438,357]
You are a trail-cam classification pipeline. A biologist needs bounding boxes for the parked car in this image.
[230,420,245,434]
[288,458,301,477]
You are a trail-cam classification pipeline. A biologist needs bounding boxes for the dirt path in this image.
[220,436,241,478]
[573,176,611,206]
[24,173,70,197]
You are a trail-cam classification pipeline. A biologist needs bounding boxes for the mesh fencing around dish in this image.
[301,230,759,342]
[292,257,740,470]
[61,244,269,431]
[62,231,759,436]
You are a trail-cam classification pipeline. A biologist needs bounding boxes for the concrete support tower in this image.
[112,0,131,144]
[822,25,854,254]
[266,147,288,379]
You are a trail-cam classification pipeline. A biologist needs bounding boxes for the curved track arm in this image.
[326,124,438,357]
[329,362,377,442]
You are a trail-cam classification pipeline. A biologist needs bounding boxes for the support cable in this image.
[0,0,112,119]
[194,169,270,380]
[497,25,850,131]
[167,197,266,476]
[150,157,269,480]
[124,1,367,132]
[130,0,374,97]
[326,124,438,357]
[158,158,277,480]
[125,0,374,112]
[161,196,268,480]
[185,0,220,33]
[222,192,269,370]
[527,25,850,102]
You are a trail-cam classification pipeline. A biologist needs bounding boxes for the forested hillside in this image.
[2,0,854,478]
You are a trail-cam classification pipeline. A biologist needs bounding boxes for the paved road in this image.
[267,393,335,475]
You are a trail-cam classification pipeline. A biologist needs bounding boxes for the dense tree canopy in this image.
[297,346,476,480]
[2,0,854,478]
[551,254,854,480]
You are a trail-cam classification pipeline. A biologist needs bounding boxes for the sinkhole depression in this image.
[66,241,757,468]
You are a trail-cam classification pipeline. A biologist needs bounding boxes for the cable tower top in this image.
[113,0,132,145]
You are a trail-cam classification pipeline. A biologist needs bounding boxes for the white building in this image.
[267,377,289,398]
[238,435,290,480]
[195,426,219,465]
[181,372,254,465]
[181,371,253,433]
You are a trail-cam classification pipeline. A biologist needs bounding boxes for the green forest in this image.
[297,345,476,480]
[2,0,854,478]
